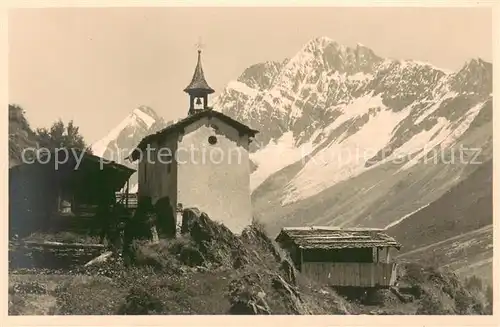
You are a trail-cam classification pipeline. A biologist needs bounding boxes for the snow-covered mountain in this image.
[215,37,491,199]
[91,36,492,281]
[91,105,167,192]
[92,105,165,159]
[213,36,492,281]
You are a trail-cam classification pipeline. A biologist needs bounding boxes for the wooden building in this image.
[9,149,135,237]
[128,49,259,234]
[275,226,402,288]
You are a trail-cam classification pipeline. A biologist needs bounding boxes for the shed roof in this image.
[10,149,136,192]
[275,226,401,250]
[129,109,259,161]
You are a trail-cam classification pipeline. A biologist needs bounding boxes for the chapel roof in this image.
[129,109,259,161]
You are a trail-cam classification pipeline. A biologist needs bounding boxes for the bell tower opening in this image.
[184,46,215,116]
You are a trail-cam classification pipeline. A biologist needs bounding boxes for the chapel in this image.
[130,49,259,234]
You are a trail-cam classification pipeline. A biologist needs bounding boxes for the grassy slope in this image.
[388,158,492,284]
[8,217,353,315]
[8,212,492,315]
[254,109,492,234]
[252,107,492,283]
[397,226,493,283]
[388,159,492,252]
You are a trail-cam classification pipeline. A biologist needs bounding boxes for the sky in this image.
[8,7,492,145]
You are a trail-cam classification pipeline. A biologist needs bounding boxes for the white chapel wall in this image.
[176,116,252,234]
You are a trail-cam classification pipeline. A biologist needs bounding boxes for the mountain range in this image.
[87,36,492,283]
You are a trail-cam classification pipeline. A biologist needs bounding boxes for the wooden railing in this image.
[301,262,397,287]
[115,192,138,209]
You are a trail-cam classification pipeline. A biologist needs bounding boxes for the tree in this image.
[35,119,92,153]
[9,104,33,133]
[9,104,39,166]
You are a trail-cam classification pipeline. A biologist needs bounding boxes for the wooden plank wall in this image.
[302,262,396,287]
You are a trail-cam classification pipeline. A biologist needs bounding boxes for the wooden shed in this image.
[9,149,136,237]
[275,226,402,288]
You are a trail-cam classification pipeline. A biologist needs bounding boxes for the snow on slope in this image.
[90,36,491,220]
[227,80,259,98]
[282,96,488,204]
[133,109,157,128]
[399,99,489,171]
[414,90,457,125]
[384,203,430,229]
[216,37,492,209]
[281,93,410,205]
[91,106,165,194]
[250,131,317,190]
[91,106,160,159]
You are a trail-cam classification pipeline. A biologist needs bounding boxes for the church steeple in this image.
[184,49,214,116]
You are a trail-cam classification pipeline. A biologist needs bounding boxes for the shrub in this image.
[404,263,427,283]
[399,264,490,315]
[130,239,181,272]
[454,289,483,314]
[168,236,206,267]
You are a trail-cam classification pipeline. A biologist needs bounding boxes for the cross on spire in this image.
[195,37,205,52]
[184,37,214,116]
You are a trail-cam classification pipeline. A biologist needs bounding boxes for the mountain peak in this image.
[310,36,335,45]
[454,57,492,81]
[91,106,165,159]
[450,57,492,95]
[302,36,341,53]
[461,57,491,71]
[236,61,284,91]
[133,105,161,121]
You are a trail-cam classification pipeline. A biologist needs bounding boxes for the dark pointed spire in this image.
[184,49,214,116]
[183,50,214,94]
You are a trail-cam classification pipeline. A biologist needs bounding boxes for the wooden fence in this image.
[301,262,397,287]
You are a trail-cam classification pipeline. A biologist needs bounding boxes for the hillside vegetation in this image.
[389,159,493,283]
[8,104,91,168]
[8,104,38,167]
[9,209,492,315]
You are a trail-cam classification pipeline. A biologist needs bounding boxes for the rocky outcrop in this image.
[128,208,351,315]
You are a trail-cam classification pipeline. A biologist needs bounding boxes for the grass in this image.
[8,218,352,315]
[9,257,492,316]
[55,275,129,315]
[7,213,493,316]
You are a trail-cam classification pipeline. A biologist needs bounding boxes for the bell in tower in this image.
[183,49,215,116]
